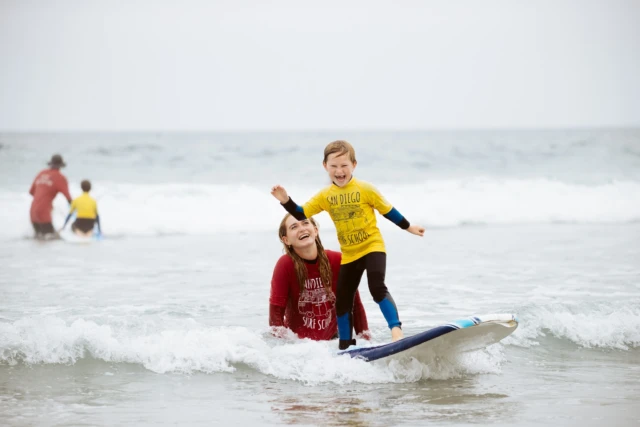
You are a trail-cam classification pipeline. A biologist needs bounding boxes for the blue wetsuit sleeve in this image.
[383,207,410,230]
[281,197,307,221]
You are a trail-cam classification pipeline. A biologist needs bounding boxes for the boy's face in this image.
[323,152,356,187]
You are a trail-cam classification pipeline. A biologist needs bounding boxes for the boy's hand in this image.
[270,185,289,204]
[407,224,425,236]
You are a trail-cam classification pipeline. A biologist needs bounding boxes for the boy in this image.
[61,180,101,236]
[271,140,425,349]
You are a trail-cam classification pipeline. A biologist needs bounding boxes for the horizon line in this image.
[1,125,639,134]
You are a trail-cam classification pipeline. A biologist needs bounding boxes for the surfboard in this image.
[339,313,518,362]
[59,227,102,243]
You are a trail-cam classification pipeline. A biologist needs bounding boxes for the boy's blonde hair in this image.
[323,140,356,164]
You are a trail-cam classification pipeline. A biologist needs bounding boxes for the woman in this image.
[270,214,370,341]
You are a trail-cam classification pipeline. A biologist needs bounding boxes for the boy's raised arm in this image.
[382,207,425,236]
[270,185,289,204]
[271,185,308,221]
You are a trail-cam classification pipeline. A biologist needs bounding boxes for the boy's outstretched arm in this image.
[407,224,425,236]
[383,207,425,236]
[271,185,307,221]
[270,185,289,203]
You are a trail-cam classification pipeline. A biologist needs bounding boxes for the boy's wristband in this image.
[281,197,307,221]
[398,218,410,230]
[281,197,297,211]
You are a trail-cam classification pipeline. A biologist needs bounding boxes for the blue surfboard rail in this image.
[340,325,459,361]
[339,314,516,362]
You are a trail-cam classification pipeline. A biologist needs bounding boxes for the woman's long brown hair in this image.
[278,214,333,293]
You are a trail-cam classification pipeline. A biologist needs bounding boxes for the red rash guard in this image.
[269,249,369,341]
[29,169,72,223]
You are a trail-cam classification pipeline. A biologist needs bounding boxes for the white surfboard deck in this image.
[340,313,518,362]
[59,228,101,243]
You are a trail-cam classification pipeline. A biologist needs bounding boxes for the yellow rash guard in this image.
[69,192,98,219]
[299,178,393,264]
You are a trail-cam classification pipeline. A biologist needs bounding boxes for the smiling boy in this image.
[271,140,425,349]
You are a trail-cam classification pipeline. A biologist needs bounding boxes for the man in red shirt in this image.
[270,214,369,342]
[29,154,72,239]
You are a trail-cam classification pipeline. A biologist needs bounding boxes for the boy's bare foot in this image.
[391,327,403,342]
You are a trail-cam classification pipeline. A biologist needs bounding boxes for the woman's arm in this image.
[269,256,292,329]
[352,290,371,339]
[269,304,286,327]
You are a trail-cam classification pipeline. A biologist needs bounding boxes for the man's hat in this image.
[48,154,66,168]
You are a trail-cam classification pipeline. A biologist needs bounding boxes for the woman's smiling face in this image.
[281,216,318,251]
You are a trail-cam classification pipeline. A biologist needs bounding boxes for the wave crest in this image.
[2,178,639,238]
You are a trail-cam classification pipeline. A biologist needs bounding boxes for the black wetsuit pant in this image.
[72,218,95,233]
[32,222,55,236]
[336,252,401,349]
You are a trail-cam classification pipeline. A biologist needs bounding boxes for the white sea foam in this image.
[0,315,506,383]
[2,302,638,383]
[2,177,639,239]
[505,301,640,350]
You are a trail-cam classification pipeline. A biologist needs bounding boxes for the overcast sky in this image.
[1,0,639,131]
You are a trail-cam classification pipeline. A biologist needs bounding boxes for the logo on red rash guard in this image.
[35,174,54,186]
[298,277,336,331]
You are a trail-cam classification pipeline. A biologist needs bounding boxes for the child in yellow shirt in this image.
[271,140,425,349]
[61,180,101,237]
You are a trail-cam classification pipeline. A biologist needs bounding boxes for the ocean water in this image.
[0,130,639,426]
